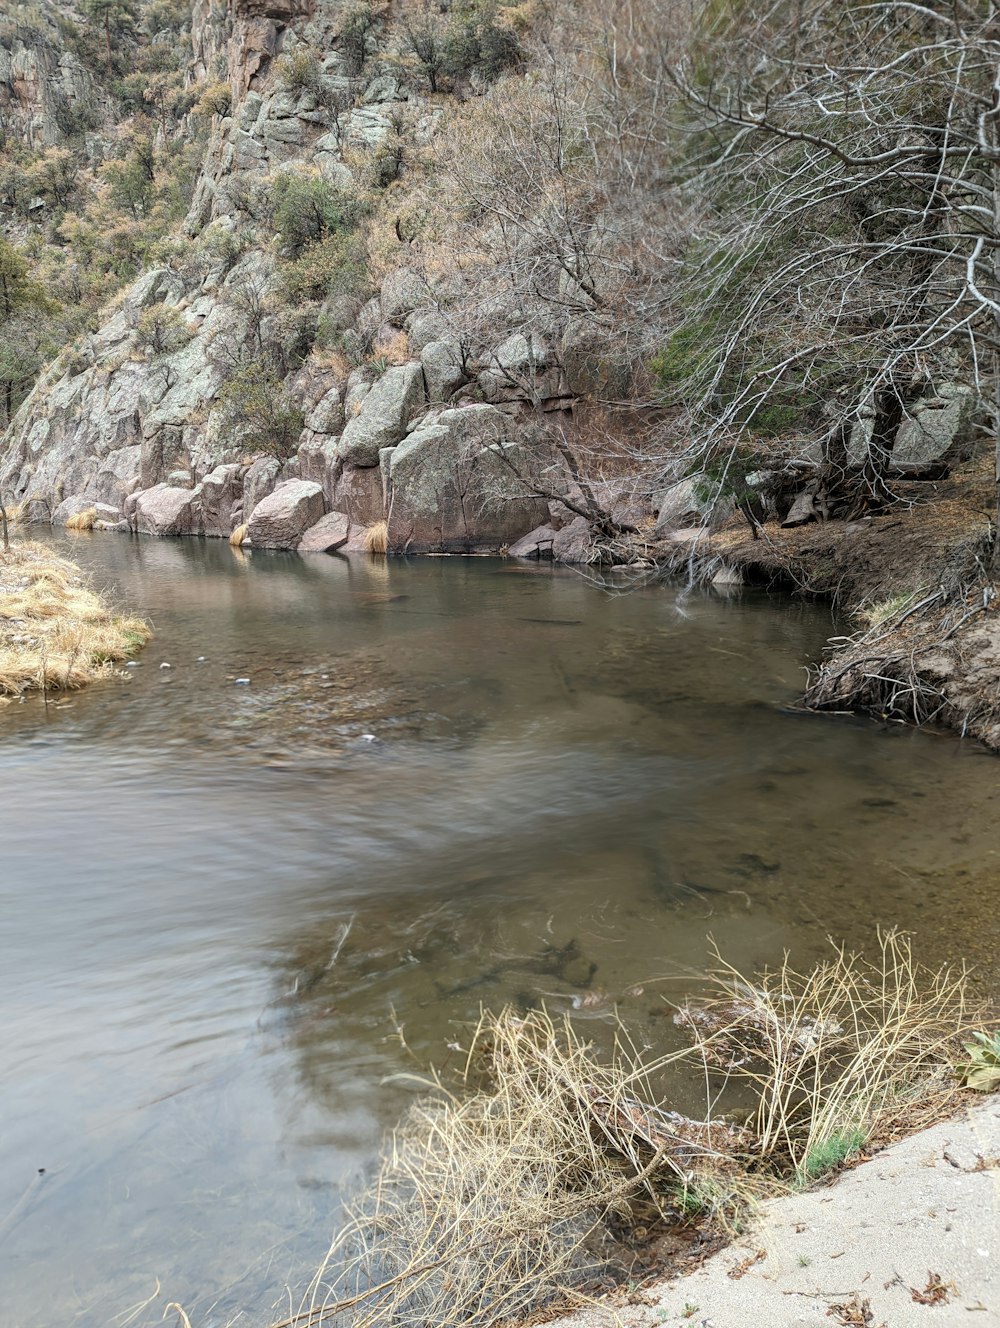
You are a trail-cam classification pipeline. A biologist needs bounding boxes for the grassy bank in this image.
[0,539,150,699]
[277,933,987,1328]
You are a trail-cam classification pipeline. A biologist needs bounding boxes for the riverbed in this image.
[2,533,998,1328]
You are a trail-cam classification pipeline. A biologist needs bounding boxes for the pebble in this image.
[196,656,206,662]
[125,661,139,669]
[234,678,251,685]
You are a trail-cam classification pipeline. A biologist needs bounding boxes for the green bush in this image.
[270,171,359,259]
[217,361,304,459]
[282,230,369,302]
[342,4,378,77]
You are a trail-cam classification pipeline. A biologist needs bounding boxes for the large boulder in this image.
[243,455,283,517]
[338,363,425,467]
[298,511,352,553]
[247,479,325,549]
[894,386,978,466]
[552,516,596,564]
[386,404,549,553]
[380,268,431,326]
[508,524,558,559]
[135,485,203,537]
[197,463,244,537]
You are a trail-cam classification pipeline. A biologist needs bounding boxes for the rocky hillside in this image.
[1,0,672,556]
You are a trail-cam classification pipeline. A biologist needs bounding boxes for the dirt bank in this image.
[541,1097,1000,1328]
[687,459,1000,750]
[0,538,151,699]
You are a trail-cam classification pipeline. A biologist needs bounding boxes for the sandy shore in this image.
[546,1099,1000,1328]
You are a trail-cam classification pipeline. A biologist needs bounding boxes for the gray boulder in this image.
[386,404,549,553]
[380,268,430,326]
[552,516,596,564]
[338,363,425,467]
[247,479,325,549]
[299,511,352,553]
[135,485,202,537]
[198,463,244,537]
[421,339,467,403]
[243,456,283,517]
[508,524,558,559]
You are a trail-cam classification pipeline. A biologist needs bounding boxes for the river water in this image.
[2,532,999,1328]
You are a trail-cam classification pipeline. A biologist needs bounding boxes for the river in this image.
[2,532,998,1328]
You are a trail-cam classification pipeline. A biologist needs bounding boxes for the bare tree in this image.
[662,0,1000,536]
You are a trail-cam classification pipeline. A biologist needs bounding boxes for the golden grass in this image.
[370,330,410,367]
[0,540,151,698]
[275,934,973,1328]
[65,507,97,531]
[229,522,248,547]
[674,931,970,1178]
[362,520,388,555]
[287,1007,747,1328]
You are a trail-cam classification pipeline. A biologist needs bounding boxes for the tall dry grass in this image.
[362,520,388,555]
[0,540,151,697]
[673,931,969,1181]
[65,507,97,531]
[274,934,973,1328]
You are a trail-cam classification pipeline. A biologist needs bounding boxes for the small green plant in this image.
[796,1128,866,1186]
[682,1305,699,1320]
[956,1031,1000,1092]
[798,1254,812,1267]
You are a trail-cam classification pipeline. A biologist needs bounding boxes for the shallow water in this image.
[2,533,998,1328]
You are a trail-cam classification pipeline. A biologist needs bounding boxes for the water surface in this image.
[2,533,998,1328]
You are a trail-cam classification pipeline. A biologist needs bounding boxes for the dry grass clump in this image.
[0,539,151,698]
[278,934,972,1328]
[65,507,97,531]
[229,522,248,547]
[674,931,969,1184]
[362,520,388,555]
[289,1008,747,1328]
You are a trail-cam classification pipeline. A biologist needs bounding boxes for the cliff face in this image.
[1,0,645,556]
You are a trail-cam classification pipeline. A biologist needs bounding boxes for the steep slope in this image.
[1,0,658,554]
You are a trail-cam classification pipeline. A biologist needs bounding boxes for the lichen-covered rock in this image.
[386,404,549,553]
[243,456,283,517]
[421,340,467,403]
[380,269,431,326]
[298,511,352,553]
[338,363,426,467]
[247,479,325,548]
[197,463,245,536]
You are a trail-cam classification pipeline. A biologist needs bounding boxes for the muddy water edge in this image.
[2,530,999,1328]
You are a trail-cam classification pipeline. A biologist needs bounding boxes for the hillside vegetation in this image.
[3,0,1000,738]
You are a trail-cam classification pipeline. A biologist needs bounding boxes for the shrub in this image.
[134,302,191,356]
[217,361,304,459]
[341,4,378,77]
[270,170,359,259]
[275,48,324,99]
[195,80,232,118]
[282,230,369,302]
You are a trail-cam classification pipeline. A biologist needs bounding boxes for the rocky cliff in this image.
[1,0,649,556]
